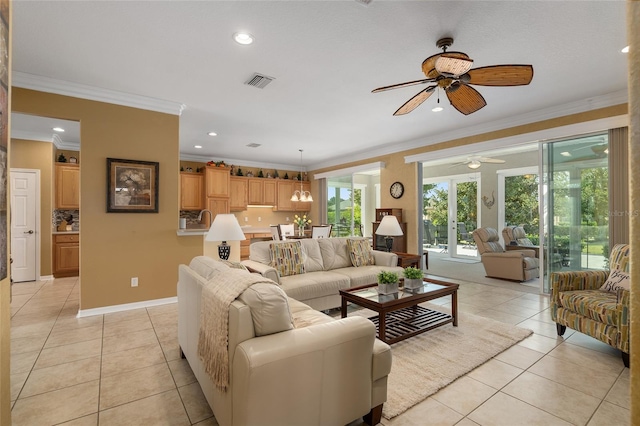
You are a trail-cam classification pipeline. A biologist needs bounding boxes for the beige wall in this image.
[10,138,56,275]
[13,88,202,310]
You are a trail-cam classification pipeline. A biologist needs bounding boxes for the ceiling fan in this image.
[450,155,506,169]
[372,37,534,116]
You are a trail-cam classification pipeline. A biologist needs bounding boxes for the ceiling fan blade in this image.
[393,86,436,116]
[372,78,435,93]
[465,65,534,86]
[436,55,473,76]
[446,84,486,115]
[479,157,506,164]
[449,161,471,168]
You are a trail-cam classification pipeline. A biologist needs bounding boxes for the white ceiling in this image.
[10,1,628,170]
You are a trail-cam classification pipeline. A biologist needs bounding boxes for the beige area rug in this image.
[352,305,533,419]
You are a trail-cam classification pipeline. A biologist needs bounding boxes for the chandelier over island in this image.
[291,149,313,202]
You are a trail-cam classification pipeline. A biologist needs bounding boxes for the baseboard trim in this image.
[39,275,54,281]
[76,296,178,318]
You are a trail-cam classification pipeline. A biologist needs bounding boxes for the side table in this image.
[393,252,421,269]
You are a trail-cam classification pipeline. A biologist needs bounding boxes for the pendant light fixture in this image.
[291,149,313,202]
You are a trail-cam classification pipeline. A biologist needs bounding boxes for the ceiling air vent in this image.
[244,73,275,89]
[246,143,262,148]
[355,0,373,6]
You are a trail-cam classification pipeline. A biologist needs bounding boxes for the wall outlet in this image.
[258,217,262,222]
[131,277,138,287]
[286,217,290,221]
[244,217,248,222]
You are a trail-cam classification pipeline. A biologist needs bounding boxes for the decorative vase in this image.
[404,278,424,290]
[298,226,305,237]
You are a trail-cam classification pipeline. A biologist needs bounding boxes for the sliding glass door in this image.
[542,133,609,292]
[326,170,379,237]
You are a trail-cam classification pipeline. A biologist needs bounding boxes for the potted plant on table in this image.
[403,266,424,290]
[377,271,399,295]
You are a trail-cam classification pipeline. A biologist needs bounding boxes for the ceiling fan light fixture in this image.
[432,106,443,112]
[467,160,481,169]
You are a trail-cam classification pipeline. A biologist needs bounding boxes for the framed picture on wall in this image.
[107,158,159,213]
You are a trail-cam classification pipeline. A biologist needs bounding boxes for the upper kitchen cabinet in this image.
[248,178,276,206]
[180,172,204,210]
[206,166,230,198]
[55,163,80,209]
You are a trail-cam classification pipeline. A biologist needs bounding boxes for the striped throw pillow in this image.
[347,238,375,267]
[269,241,305,277]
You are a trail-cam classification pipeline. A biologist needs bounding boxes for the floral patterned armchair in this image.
[550,244,630,367]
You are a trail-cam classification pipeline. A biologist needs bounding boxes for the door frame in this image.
[10,168,41,282]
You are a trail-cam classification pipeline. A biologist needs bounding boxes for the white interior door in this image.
[11,170,38,282]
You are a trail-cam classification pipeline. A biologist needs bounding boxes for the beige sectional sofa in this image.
[241,237,405,311]
[178,256,392,426]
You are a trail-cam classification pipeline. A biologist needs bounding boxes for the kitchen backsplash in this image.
[53,209,80,231]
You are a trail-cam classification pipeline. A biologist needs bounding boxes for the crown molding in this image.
[308,90,629,171]
[10,129,52,143]
[179,153,302,172]
[13,72,186,116]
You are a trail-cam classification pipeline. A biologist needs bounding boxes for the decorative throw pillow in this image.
[600,269,631,292]
[269,241,305,277]
[347,238,375,267]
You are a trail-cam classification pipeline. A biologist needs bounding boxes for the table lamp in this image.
[205,214,246,260]
[377,215,403,252]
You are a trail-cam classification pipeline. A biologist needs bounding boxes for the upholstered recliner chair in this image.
[472,227,540,282]
[550,244,630,367]
[502,226,539,257]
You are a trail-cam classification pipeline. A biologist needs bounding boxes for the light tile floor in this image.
[10,276,630,425]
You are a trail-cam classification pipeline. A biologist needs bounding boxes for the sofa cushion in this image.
[279,271,350,302]
[300,239,325,272]
[189,256,230,280]
[270,241,305,277]
[238,283,293,336]
[558,289,619,326]
[333,265,404,288]
[347,238,375,267]
[600,269,631,292]
[317,238,353,270]
[249,241,273,265]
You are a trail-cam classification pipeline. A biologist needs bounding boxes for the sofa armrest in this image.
[232,316,381,425]
[482,251,531,259]
[372,250,398,267]
[241,260,280,284]
[549,270,609,321]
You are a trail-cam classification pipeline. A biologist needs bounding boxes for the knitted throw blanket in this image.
[197,271,276,392]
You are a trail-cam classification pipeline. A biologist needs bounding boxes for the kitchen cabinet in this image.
[206,166,230,197]
[230,177,248,211]
[55,163,80,209]
[205,198,230,226]
[53,233,79,277]
[275,180,295,211]
[180,172,204,210]
[248,178,277,206]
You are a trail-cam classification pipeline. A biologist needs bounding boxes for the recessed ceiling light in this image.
[560,151,572,157]
[207,132,217,136]
[233,32,254,45]
[194,145,202,149]
[53,127,65,132]
[432,106,443,112]
[621,45,629,53]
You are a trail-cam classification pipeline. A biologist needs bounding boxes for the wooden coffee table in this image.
[339,276,459,344]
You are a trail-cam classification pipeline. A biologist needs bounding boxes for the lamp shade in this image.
[376,215,403,236]
[205,214,246,242]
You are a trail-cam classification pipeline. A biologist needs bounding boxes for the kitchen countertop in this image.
[176,225,274,237]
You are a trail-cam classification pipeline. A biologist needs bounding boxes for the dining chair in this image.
[279,224,295,240]
[311,225,332,239]
[270,225,281,241]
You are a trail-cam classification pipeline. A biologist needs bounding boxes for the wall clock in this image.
[390,181,404,199]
